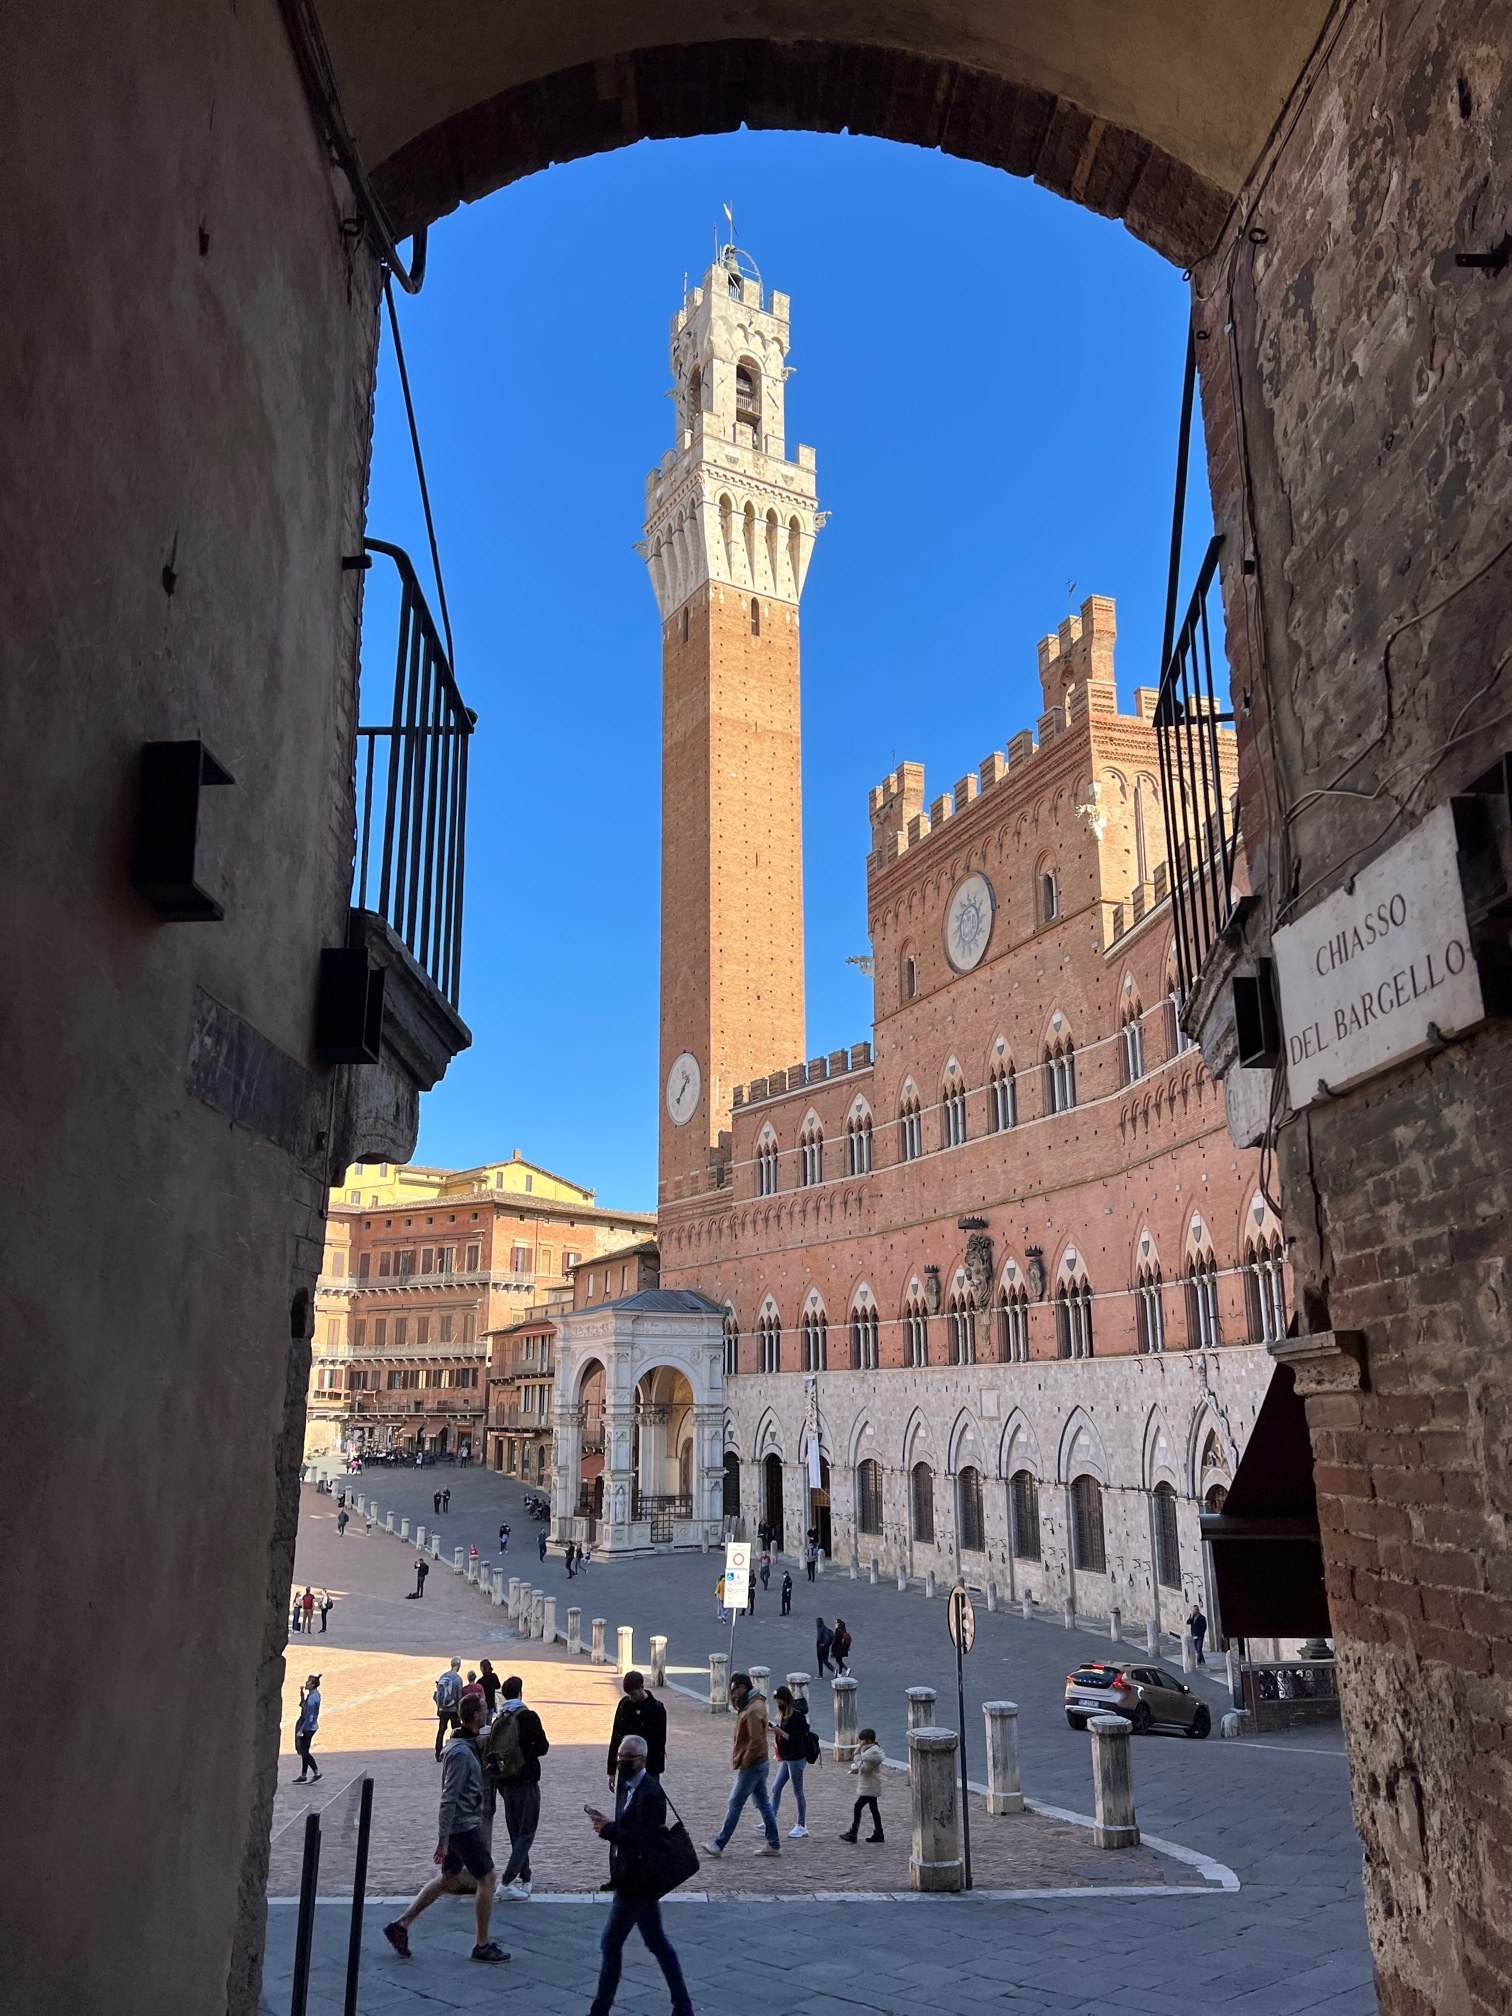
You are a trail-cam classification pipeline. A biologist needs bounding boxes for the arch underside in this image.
[347,25,1323,265]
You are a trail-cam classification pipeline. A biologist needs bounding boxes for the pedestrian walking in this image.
[468,1543,479,1573]
[461,1669,485,1710]
[759,1550,771,1591]
[413,1556,429,1600]
[365,1509,374,1535]
[715,1575,728,1624]
[607,1670,668,1782]
[584,1734,694,2016]
[747,1567,757,1613]
[294,1674,322,1783]
[434,1491,443,1517]
[1188,1601,1208,1666]
[582,1545,593,1571]
[840,1728,885,1843]
[702,1673,781,1858]
[537,1528,548,1564]
[383,1694,509,1966]
[499,1523,508,1554]
[770,1684,812,1839]
[804,1538,818,1583]
[318,1590,333,1634]
[479,1658,502,1718]
[815,1616,834,1677]
[433,1656,464,1759]
[300,1586,316,1633]
[442,1487,451,1513]
[566,1543,577,1579]
[780,1570,793,1616]
[481,1675,551,1899]
[336,1508,349,1537]
[831,1617,852,1674]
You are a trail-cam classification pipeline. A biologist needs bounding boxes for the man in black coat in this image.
[606,1671,668,1781]
[586,1735,693,2016]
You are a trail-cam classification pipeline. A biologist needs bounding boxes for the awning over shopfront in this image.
[1198,1358,1331,1640]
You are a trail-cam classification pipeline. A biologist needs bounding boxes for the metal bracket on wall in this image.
[131,739,234,920]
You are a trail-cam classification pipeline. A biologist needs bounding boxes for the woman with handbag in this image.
[769,1685,812,1839]
[585,1734,696,2016]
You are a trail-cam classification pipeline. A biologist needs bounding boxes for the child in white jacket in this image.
[840,1728,885,1843]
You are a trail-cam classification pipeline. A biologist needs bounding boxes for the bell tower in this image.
[645,246,821,1203]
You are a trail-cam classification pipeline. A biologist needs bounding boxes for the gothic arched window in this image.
[757,1307,782,1375]
[957,1466,986,1553]
[1135,1265,1166,1354]
[722,1308,739,1377]
[989,1059,1017,1132]
[1153,1481,1182,1589]
[910,1462,935,1544]
[756,1129,779,1197]
[800,1306,827,1372]
[856,1458,884,1535]
[1055,1275,1094,1359]
[735,359,762,447]
[799,1118,824,1187]
[845,1107,873,1175]
[903,1293,929,1368]
[941,1069,968,1150]
[946,1290,974,1366]
[1069,1475,1107,1574]
[998,1284,1029,1363]
[849,1301,879,1370]
[1186,1251,1222,1349]
[1244,1233,1287,1342]
[1044,1035,1077,1114]
[899,1088,923,1162]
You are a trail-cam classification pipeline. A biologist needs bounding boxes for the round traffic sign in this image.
[948,1583,976,1653]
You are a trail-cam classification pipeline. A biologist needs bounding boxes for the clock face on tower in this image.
[944,871,995,973]
[666,1051,701,1126]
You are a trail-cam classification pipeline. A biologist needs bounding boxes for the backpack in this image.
[833,1627,851,1658]
[804,1726,822,1765]
[483,1708,526,1788]
[434,1671,460,1710]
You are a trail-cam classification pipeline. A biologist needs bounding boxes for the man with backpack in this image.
[585,1733,694,2016]
[383,1694,509,1966]
[481,1675,550,1899]
[433,1656,463,1760]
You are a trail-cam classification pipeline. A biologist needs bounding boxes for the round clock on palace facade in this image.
[666,1050,701,1125]
[944,871,995,972]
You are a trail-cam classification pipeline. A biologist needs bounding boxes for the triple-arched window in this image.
[1119,994,1146,1085]
[722,1308,739,1377]
[1056,1276,1094,1359]
[849,1302,879,1371]
[957,1466,986,1553]
[899,1087,923,1162]
[1135,1265,1166,1354]
[941,1070,968,1150]
[946,1291,975,1366]
[1186,1251,1222,1349]
[988,1059,1017,1132]
[757,1308,781,1375]
[1044,1036,1077,1114]
[845,1108,874,1175]
[998,1284,1030,1363]
[756,1130,779,1197]
[903,1292,929,1368]
[1244,1233,1287,1342]
[799,1118,824,1188]
[800,1306,827,1372]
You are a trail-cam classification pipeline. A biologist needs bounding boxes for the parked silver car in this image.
[1064,1660,1210,1737]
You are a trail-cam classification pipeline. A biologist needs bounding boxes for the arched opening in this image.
[1069,1474,1107,1575]
[910,1460,935,1544]
[723,1448,742,1519]
[735,358,762,447]
[577,1359,607,1537]
[957,1465,986,1554]
[762,1450,785,1549]
[1153,1479,1181,1588]
[632,1366,694,1541]
[856,1456,884,1536]
[1009,1470,1042,1560]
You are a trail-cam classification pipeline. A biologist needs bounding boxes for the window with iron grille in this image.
[957,1466,986,1552]
[910,1462,935,1543]
[1010,1471,1041,1560]
[1070,1475,1107,1574]
[1153,1481,1182,1589]
[856,1458,884,1536]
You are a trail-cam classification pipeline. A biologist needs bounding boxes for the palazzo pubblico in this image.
[548,248,1291,1638]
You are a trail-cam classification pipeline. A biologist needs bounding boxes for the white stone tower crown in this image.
[643,248,822,616]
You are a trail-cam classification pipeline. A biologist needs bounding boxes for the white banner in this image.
[723,1539,750,1611]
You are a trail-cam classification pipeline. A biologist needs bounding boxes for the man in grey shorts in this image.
[383,1694,509,1964]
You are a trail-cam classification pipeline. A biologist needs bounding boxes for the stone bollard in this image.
[542,1595,557,1642]
[452,1547,463,1574]
[1146,1618,1160,1655]
[507,1577,521,1620]
[850,1553,859,1580]
[567,1607,583,1656]
[924,1570,936,1599]
[748,1665,771,1701]
[1089,1715,1140,1848]
[430,1534,441,1559]
[1109,1605,1122,1642]
[869,1560,879,1587]
[983,1702,1025,1814]
[1181,1630,1195,1672]
[354,1495,364,1515]
[709,1652,730,1711]
[1063,1598,1075,1630]
[466,1557,477,1584]
[815,1551,825,1577]
[905,1685,938,1780]
[786,1671,812,1705]
[1221,1709,1256,1739]
[415,1523,426,1549]
[385,1513,395,1534]
[1022,1593,1035,1622]
[400,1516,411,1541]
[908,1730,965,1892]
[511,1586,529,1637]
[617,1625,634,1674]
[531,1589,546,1641]
[492,1570,505,1605]
[897,1565,907,1592]
[832,1675,859,1761]
[591,1618,608,1665]
[650,1635,667,1687]
[986,1581,998,1613]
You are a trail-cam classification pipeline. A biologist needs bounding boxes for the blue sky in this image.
[366,130,1211,1213]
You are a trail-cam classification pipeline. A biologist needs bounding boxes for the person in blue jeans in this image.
[586,1735,694,2016]
[702,1674,781,1857]
[769,1685,811,1839]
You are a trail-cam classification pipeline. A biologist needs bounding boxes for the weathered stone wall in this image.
[1194,1,1512,2008]
[0,1,378,2009]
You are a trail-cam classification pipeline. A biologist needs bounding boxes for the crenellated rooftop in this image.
[731,1041,872,1112]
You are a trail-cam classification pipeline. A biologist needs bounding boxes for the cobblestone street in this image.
[264,1480,1378,2012]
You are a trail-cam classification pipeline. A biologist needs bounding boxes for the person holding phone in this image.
[584,1736,693,2016]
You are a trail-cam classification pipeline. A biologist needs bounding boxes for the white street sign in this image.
[723,1540,751,1612]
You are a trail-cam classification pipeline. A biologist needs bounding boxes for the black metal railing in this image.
[354,540,473,1009]
[633,1492,691,1543]
[1154,535,1238,1000]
